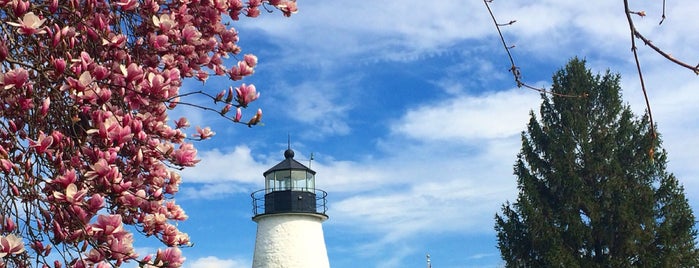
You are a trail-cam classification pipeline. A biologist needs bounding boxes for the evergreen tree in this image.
[495,58,699,267]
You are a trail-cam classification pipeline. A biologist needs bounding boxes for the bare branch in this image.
[659,0,667,25]
[483,0,585,98]
[623,0,657,154]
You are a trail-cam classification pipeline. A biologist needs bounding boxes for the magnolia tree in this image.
[0,0,296,267]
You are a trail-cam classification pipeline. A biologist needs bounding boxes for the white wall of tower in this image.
[252,213,330,268]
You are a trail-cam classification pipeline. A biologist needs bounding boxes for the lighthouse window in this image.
[293,179,304,190]
[277,179,287,190]
[291,170,307,190]
[278,170,292,190]
[265,174,274,193]
[279,178,290,190]
[307,173,315,191]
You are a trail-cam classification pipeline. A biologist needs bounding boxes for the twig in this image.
[659,0,666,25]
[483,0,584,98]
[623,0,657,154]
[632,29,699,74]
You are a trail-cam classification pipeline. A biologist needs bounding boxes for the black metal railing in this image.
[251,188,328,217]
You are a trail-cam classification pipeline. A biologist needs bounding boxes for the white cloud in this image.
[319,135,522,266]
[179,145,269,185]
[235,0,630,65]
[237,0,699,82]
[308,159,392,193]
[238,1,494,63]
[391,88,540,142]
[331,177,513,241]
[268,80,353,137]
[179,183,249,200]
[185,256,250,268]
[315,90,531,252]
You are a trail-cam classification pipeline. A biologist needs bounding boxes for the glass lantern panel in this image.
[276,170,291,191]
[306,172,315,191]
[265,173,275,193]
[291,170,307,190]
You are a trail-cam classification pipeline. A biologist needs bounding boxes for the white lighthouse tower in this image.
[251,148,330,268]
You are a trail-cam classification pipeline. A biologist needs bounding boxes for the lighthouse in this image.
[251,148,330,268]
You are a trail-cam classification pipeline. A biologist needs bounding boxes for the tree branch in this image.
[623,0,657,153]
[483,0,585,98]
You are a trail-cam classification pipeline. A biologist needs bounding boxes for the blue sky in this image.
[132,1,699,267]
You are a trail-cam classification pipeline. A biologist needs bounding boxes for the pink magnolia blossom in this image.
[235,83,259,107]
[0,234,25,257]
[221,103,232,115]
[193,126,215,140]
[160,223,190,246]
[100,118,134,145]
[155,247,185,267]
[266,0,297,16]
[151,34,170,51]
[13,0,30,16]
[247,108,263,127]
[52,57,66,74]
[164,171,182,194]
[248,0,262,7]
[229,60,255,80]
[4,218,16,232]
[246,6,261,18]
[79,51,94,69]
[244,54,258,67]
[104,33,127,48]
[0,159,13,172]
[234,107,242,122]
[52,169,77,187]
[92,214,126,237]
[181,25,202,44]
[40,98,50,116]
[28,131,53,154]
[89,215,136,263]
[195,70,209,82]
[220,29,239,44]
[7,12,46,35]
[66,72,94,91]
[92,65,110,80]
[280,1,298,17]
[121,63,144,82]
[87,194,105,212]
[85,159,117,181]
[115,0,138,10]
[171,143,200,166]
[0,0,297,266]
[153,14,176,32]
[2,67,29,89]
[214,90,225,102]
[174,117,189,129]
[52,183,87,204]
[225,86,234,102]
[0,39,8,61]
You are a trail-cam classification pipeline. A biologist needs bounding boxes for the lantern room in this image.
[252,148,327,216]
[263,149,315,193]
